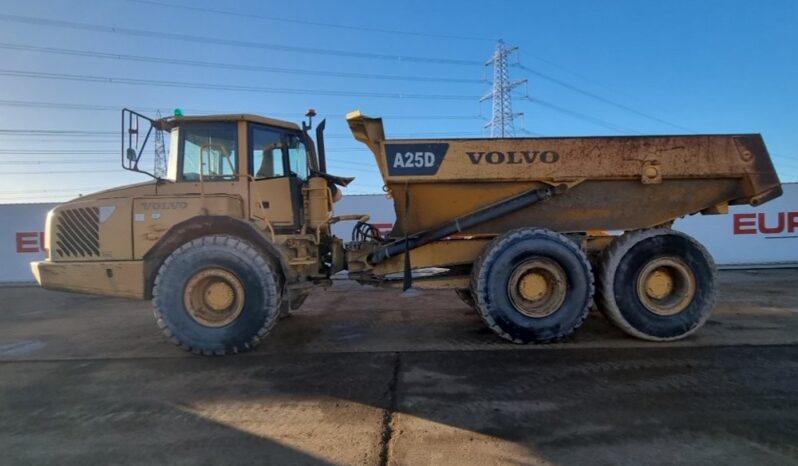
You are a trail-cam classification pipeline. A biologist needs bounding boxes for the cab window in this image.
[180,122,238,181]
[286,134,309,180]
[251,126,286,179]
[250,126,309,180]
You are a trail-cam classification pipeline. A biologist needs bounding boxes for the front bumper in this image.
[31,260,147,300]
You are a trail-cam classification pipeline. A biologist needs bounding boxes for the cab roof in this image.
[158,113,300,131]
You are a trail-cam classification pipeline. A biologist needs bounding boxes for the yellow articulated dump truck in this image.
[31,109,782,354]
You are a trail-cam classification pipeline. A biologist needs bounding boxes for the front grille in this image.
[54,207,100,258]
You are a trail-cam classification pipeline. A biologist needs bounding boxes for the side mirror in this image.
[121,108,157,177]
[303,108,317,131]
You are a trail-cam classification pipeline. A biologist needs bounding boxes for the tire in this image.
[153,235,281,355]
[598,229,717,341]
[471,228,594,344]
[455,288,476,310]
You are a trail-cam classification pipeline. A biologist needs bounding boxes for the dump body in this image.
[347,112,782,238]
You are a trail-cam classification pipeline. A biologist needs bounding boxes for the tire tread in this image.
[152,234,281,355]
[470,228,594,344]
[597,228,717,341]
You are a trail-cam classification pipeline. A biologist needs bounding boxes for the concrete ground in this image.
[1,269,797,465]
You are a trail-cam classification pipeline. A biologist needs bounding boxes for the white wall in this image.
[674,183,798,267]
[0,203,56,283]
[331,194,396,240]
[2,183,795,282]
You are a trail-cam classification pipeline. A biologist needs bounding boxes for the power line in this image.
[0,149,113,154]
[326,130,488,139]
[771,153,798,163]
[0,14,483,66]
[517,128,544,136]
[0,169,121,175]
[520,52,637,102]
[0,99,483,120]
[0,43,485,85]
[0,194,89,201]
[0,160,116,165]
[0,69,480,101]
[125,0,494,42]
[522,96,641,134]
[0,186,108,194]
[0,129,115,135]
[514,63,695,133]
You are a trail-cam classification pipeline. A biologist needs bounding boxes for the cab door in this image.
[248,124,309,232]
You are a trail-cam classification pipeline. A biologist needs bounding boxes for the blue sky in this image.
[0,0,796,202]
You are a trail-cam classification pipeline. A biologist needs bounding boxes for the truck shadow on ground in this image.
[1,358,344,465]
[3,343,797,465]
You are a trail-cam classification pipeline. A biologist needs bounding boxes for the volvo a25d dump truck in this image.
[31,109,782,354]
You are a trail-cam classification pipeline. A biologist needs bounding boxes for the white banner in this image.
[0,203,56,283]
[675,183,798,267]
[2,183,795,282]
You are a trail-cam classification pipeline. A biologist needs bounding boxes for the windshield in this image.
[179,122,238,181]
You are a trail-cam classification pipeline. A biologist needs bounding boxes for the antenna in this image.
[481,40,527,137]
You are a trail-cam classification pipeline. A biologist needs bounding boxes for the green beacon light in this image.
[174,108,183,116]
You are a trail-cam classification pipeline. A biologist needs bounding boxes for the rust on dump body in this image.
[347,111,782,236]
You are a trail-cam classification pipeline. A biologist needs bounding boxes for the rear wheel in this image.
[471,228,594,343]
[598,229,717,341]
[153,235,281,355]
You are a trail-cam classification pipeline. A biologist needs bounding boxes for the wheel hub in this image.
[184,268,245,327]
[644,268,674,300]
[205,281,235,311]
[636,257,696,316]
[508,257,567,318]
[519,272,548,301]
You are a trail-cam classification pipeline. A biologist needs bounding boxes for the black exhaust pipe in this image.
[315,118,327,173]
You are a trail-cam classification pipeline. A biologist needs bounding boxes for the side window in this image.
[286,134,309,180]
[251,126,286,179]
[181,122,237,181]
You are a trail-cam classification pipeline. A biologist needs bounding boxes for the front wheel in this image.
[153,235,281,355]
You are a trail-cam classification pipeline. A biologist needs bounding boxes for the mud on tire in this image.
[470,227,594,344]
[598,229,717,341]
[153,235,281,355]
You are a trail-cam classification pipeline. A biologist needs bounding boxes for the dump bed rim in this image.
[379,132,764,143]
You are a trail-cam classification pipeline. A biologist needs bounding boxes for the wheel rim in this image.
[636,256,696,316]
[508,257,567,318]
[183,267,245,327]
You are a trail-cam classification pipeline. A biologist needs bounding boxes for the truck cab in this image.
[31,111,353,311]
